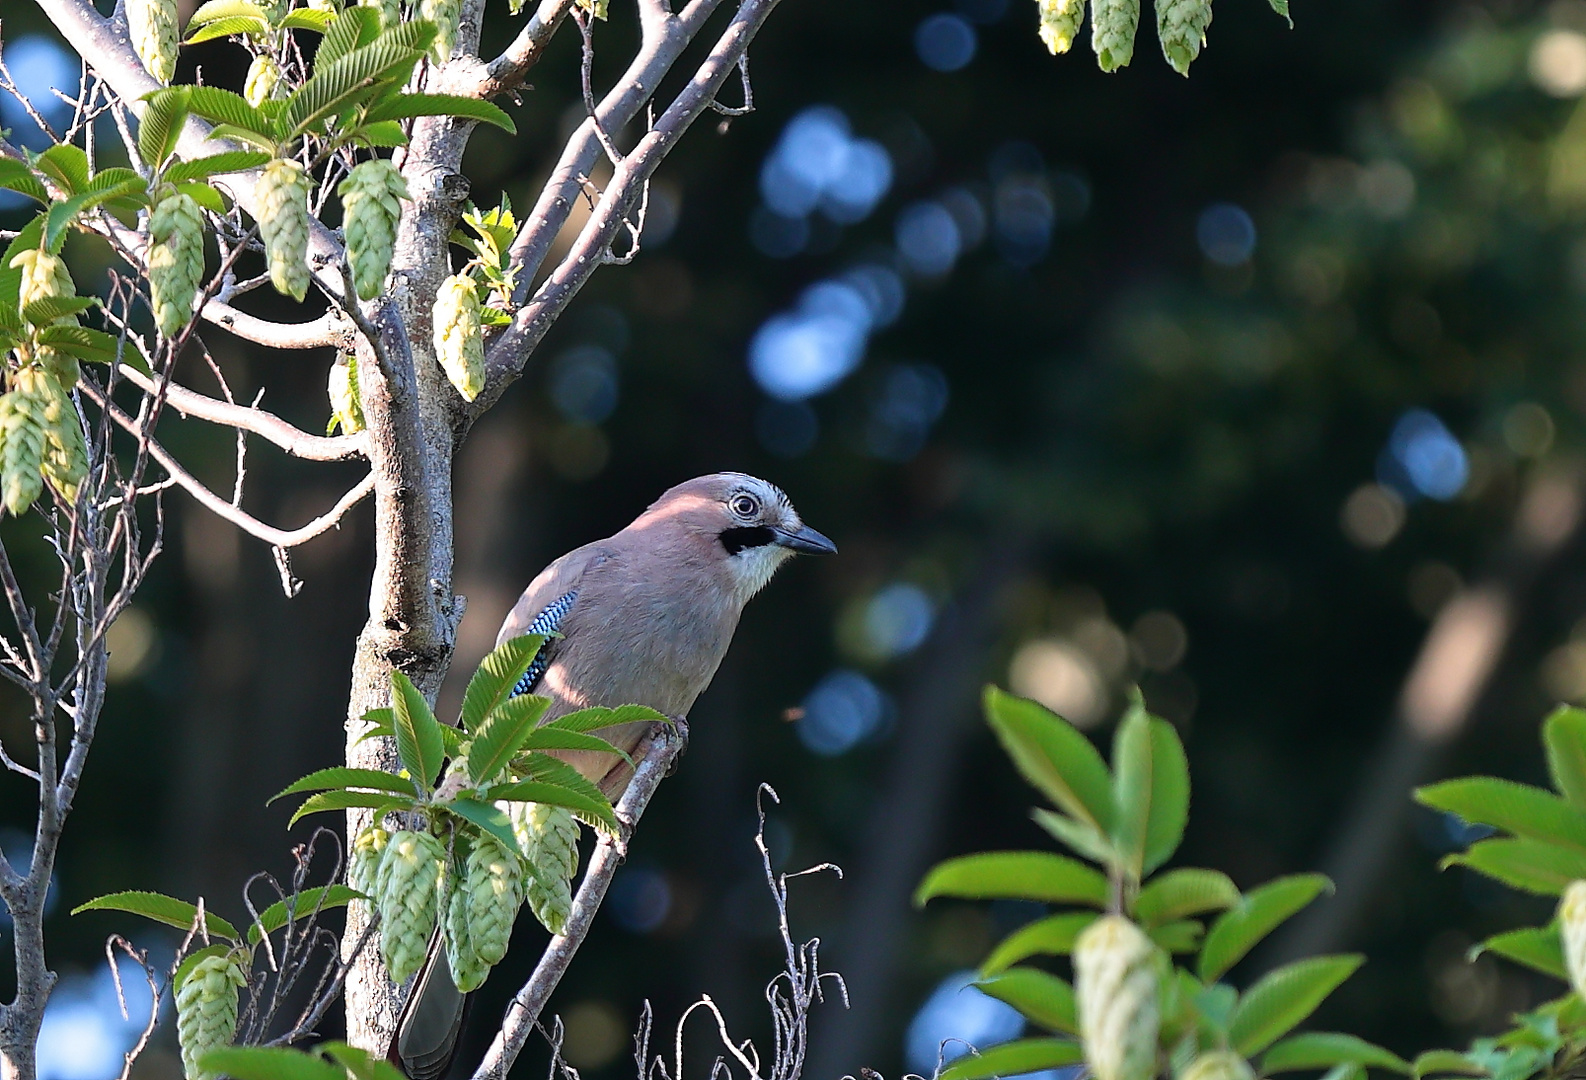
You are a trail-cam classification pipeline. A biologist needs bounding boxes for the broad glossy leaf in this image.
[1112,705,1152,876]
[164,151,270,182]
[1032,809,1115,864]
[1268,0,1292,27]
[1545,706,1586,810]
[1473,926,1565,981]
[1143,714,1190,873]
[1443,837,1586,896]
[482,780,616,833]
[938,1039,1083,1080]
[187,0,268,25]
[974,968,1077,1034]
[543,703,669,733]
[458,634,546,733]
[511,755,610,810]
[32,145,89,194]
[269,766,415,803]
[0,160,47,204]
[1199,874,1332,982]
[1262,1033,1410,1075]
[980,912,1098,975]
[184,16,268,43]
[1148,919,1204,954]
[915,851,1109,908]
[199,1048,345,1080]
[358,120,409,147]
[289,789,407,827]
[37,324,120,365]
[139,87,190,169]
[519,727,629,762]
[205,124,278,153]
[282,9,336,30]
[1228,954,1364,1056]
[447,797,526,857]
[22,296,96,325]
[467,695,544,784]
[984,686,1115,831]
[187,87,275,140]
[316,6,382,67]
[1417,777,1586,853]
[390,670,445,788]
[365,93,516,132]
[246,885,363,944]
[1134,867,1239,927]
[72,891,240,940]
[320,1043,407,1080]
[284,25,434,137]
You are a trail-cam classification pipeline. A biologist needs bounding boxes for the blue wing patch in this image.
[510,589,578,698]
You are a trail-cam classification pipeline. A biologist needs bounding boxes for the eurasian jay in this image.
[393,472,836,1078]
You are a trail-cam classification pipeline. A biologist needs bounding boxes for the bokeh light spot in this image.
[905,971,1024,1075]
[106,608,159,683]
[1130,611,1188,673]
[1196,203,1257,267]
[915,14,977,72]
[1341,483,1407,549]
[1380,408,1467,501]
[548,345,619,424]
[798,669,891,755]
[1008,639,1106,728]
[562,1001,627,1069]
[896,201,963,278]
[1502,401,1555,458]
[1532,29,1586,97]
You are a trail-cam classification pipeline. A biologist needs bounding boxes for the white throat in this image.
[728,543,795,603]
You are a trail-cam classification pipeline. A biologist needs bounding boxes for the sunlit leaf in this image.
[1198,874,1332,982]
[937,1039,1083,1080]
[974,968,1077,1035]
[72,891,240,940]
[1228,954,1364,1057]
[984,686,1115,831]
[915,851,1109,908]
[980,912,1098,975]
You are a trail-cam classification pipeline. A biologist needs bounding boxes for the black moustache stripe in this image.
[720,526,775,554]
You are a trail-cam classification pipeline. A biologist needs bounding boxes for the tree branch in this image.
[469,723,687,1080]
[470,0,578,100]
[201,301,354,351]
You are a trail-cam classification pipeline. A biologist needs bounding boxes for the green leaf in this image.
[184,16,269,42]
[32,146,89,194]
[458,634,546,733]
[1111,703,1152,877]
[983,686,1115,832]
[320,1043,407,1080]
[1443,837,1586,896]
[1148,919,1204,953]
[446,796,525,858]
[1473,926,1565,981]
[357,120,409,147]
[175,180,228,214]
[172,943,234,992]
[187,0,269,26]
[205,124,279,153]
[0,160,47,204]
[0,217,45,331]
[1143,713,1189,873]
[390,670,445,789]
[139,87,190,170]
[1417,778,1586,854]
[72,891,240,940]
[281,8,337,30]
[520,726,630,762]
[365,93,516,133]
[317,6,383,69]
[1228,954,1364,1057]
[937,1039,1083,1080]
[542,703,669,733]
[1199,873,1332,982]
[246,885,363,944]
[1264,1035,1410,1075]
[1268,0,1293,28]
[198,1048,346,1080]
[512,755,611,812]
[1134,868,1240,927]
[467,694,547,785]
[974,968,1077,1035]
[269,766,416,803]
[284,26,433,138]
[1545,706,1586,811]
[1413,1052,1488,1080]
[164,151,270,182]
[187,87,276,141]
[481,780,617,834]
[914,851,1109,907]
[289,789,408,827]
[23,296,97,325]
[39,324,124,366]
[1032,809,1115,864]
[980,912,1098,975]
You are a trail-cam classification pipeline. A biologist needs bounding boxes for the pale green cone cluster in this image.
[511,801,578,935]
[243,55,283,108]
[1074,915,1160,1080]
[175,953,246,1080]
[439,833,525,991]
[444,881,487,992]
[0,374,51,516]
[12,248,82,387]
[360,0,401,27]
[128,0,180,83]
[1037,0,1086,54]
[1155,0,1211,75]
[1091,0,1139,71]
[338,160,409,301]
[327,353,366,435]
[376,829,446,983]
[35,370,87,503]
[419,0,461,64]
[432,273,484,401]
[348,824,389,898]
[148,191,206,340]
[257,158,312,302]
[1179,1052,1254,1080]
[1560,879,1586,1000]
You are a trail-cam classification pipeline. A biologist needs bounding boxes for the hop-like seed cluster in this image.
[148,192,206,340]
[511,802,578,935]
[244,55,283,108]
[432,274,483,401]
[128,0,180,83]
[339,160,409,301]
[1561,880,1586,1001]
[360,0,401,26]
[443,877,488,992]
[1091,0,1139,71]
[175,953,246,1080]
[1180,1051,1254,1080]
[377,829,446,983]
[348,824,389,898]
[1155,0,1210,75]
[463,831,523,965]
[1074,916,1159,1080]
[0,377,50,517]
[327,353,366,435]
[1037,0,1086,54]
[31,370,87,503]
[12,248,81,387]
[420,0,461,64]
[257,158,311,302]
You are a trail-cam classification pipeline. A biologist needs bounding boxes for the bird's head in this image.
[638,472,837,600]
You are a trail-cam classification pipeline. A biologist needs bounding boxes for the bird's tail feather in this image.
[392,930,468,1080]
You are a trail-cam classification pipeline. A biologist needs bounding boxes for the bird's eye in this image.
[730,494,760,518]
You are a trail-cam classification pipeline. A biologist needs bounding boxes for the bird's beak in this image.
[775,524,838,555]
